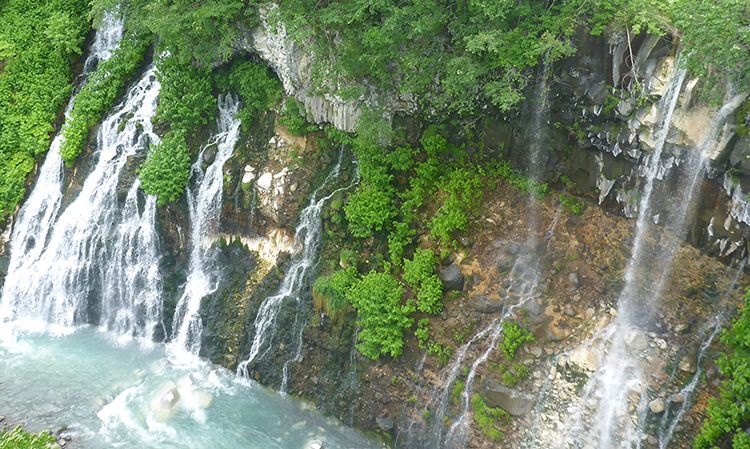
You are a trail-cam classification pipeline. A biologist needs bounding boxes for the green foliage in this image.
[452,380,465,407]
[415,318,430,350]
[559,194,584,214]
[500,321,535,360]
[430,167,485,247]
[138,132,192,205]
[403,249,444,314]
[388,221,415,265]
[472,393,508,442]
[403,248,439,286]
[278,98,316,136]
[339,249,358,268]
[137,55,216,204]
[214,59,282,126]
[344,183,398,239]
[347,268,414,359]
[501,364,530,387]
[416,275,444,314]
[427,340,453,365]
[0,426,56,449]
[313,266,358,321]
[0,0,90,222]
[92,0,254,67]
[155,56,216,134]
[60,32,150,165]
[488,160,548,198]
[695,290,750,449]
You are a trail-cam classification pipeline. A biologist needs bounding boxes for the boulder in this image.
[376,416,394,433]
[496,255,515,273]
[679,347,698,373]
[649,398,666,414]
[480,380,536,416]
[521,297,544,317]
[441,265,464,292]
[469,295,504,314]
[624,328,648,352]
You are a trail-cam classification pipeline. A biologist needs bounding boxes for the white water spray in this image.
[170,94,242,357]
[2,59,162,339]
[238,151,351,376]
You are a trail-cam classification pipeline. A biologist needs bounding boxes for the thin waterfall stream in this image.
[170,94,241,357]
[238,150,353,376]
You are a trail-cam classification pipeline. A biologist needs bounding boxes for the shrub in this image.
[415,318,430,350]
[346,268,414,359]
[472,394,508,442]
[313,266,358,321]
[695,290,750,449]
[278,97,316,135]
[344,183,397,238]
[403,248,438,287]
[500,321,534,360]
[0,427,56,449]
[417,275,443,314]
[138,131,192,205]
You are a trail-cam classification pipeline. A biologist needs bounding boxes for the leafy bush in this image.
[388,221,415,265]
[155,56,216,134]
[60,32,150,166]
[346,268,414,359]
[472,393,508,442]
[415,318,430,350]
[0,427,56,449]
[500,321,534,360]
[0,0,90,222]
[278,98,316,136]
[417,275,444,314]
[138,132,192,205]
[344,183,397,238]
[313,266,358,321]
[430,168,485,247]
[403,248,438,286]
[695,290,750,449]
[403,248,443,314]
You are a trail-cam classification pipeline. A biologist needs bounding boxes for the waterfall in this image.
[1,23,165,341]
[0,16,124,327]
[555,60,688,449]
[170,94,241,357]
[238,150,350,376]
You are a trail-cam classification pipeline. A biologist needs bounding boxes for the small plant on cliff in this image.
[346,266,414,359]
[313,266,358,321]
[500,321,535,360]
[278,97,316,136]
[694,289,750,449]
[0,427,56,449]
[403,248,444,314]
[472,394,508,442]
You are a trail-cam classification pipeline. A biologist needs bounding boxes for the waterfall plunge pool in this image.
[0,326,381,449]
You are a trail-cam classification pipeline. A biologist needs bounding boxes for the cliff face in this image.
[3,18,750,449]
[188,24,750,447]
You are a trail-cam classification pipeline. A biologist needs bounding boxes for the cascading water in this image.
[1,62,163,339]
[553,59,688,449]
[0,28,380,447]
[170,94,241,357]
[238,151,350,375]
[0,16,124,329]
